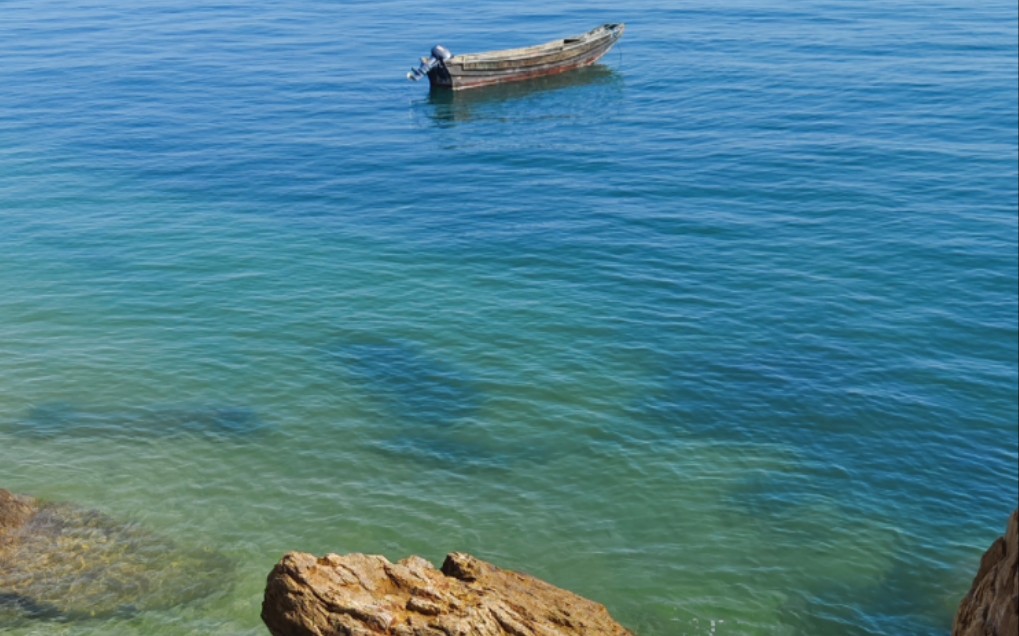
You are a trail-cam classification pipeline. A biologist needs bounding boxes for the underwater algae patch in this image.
[13,402,265,440]
[0,489,231,622]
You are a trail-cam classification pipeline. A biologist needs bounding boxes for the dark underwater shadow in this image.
[421,64,622,126]
[327,336,480,428]
[324,335,547,471]
[0,592,66,624]
[9,402,267,440]
[770,548,954,636]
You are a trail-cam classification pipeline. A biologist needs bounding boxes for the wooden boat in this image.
[408,23,625,91]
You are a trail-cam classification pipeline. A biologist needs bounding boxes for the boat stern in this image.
[407,45,455,87]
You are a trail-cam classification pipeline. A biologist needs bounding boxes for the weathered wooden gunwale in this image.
[429,24,624,91]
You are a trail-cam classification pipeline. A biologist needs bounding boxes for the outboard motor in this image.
[407,45,454,81]
[431,45,453,63]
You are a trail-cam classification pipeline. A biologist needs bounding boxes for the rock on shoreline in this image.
[262,550,634,636]
[953,509,1018,636]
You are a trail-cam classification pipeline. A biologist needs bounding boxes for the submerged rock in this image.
[953,509,1018,636]
[0,488,230,621]
[0,489,35,530]
[262,550,633,636]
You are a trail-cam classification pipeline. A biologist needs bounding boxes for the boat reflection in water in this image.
[422,65,622,126]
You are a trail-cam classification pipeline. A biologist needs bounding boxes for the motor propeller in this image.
[407,45,453,81]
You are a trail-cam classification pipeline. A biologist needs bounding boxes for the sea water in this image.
[0,1,1016,634]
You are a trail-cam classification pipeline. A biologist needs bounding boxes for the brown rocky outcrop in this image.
[262,551,634,636]
[1,487,229,621]
[953,509,1018,636]
[0,489,36,532]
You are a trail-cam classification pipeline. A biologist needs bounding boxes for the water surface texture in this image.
[1,1,1017,634]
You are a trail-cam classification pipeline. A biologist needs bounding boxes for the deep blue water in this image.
[1,1,1017,634]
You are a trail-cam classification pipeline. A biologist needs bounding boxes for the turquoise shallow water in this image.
[1,1,1017,634]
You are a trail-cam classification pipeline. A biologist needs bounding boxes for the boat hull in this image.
[427,24,624,91]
